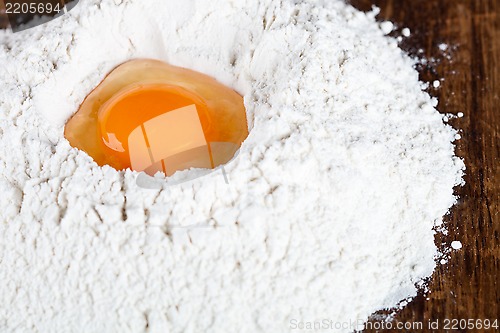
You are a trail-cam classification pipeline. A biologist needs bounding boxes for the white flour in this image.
[0,0,464,332]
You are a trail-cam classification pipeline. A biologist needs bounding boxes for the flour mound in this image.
[0,0,464,332]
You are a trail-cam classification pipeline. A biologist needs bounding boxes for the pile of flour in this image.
[0,0,464,332]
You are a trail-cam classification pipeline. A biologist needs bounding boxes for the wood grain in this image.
[0,1,7,30]
[0,0,76,30]
[349,0,499,331]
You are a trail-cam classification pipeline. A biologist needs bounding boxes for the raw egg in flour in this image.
[64,59,249,176]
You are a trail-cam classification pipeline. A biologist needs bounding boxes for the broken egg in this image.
[65,59,248,176]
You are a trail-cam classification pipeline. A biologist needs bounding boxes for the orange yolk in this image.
[64,59,248,176]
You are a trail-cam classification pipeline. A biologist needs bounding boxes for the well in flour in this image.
[0,0,464,332]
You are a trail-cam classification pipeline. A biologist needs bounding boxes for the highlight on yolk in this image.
[64,59,249,176]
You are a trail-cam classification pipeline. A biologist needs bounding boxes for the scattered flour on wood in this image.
[0,0,464,332]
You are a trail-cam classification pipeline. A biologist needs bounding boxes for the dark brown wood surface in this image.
[349,0,499,331]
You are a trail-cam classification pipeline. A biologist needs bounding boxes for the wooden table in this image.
[349,0,499,331]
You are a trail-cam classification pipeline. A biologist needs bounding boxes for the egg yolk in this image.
[64,59,248,176]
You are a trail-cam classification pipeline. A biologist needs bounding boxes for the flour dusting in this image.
[0,0,464,332]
